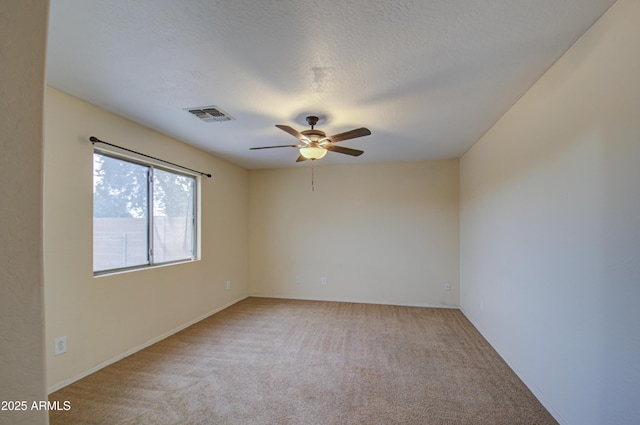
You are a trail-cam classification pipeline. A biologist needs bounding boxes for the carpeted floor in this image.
[49,297,557,424]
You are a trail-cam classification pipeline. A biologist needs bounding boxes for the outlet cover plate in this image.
[54,336,67,355]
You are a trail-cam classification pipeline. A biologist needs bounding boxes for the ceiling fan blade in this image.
[249,144,299,150]
[296,154,308,162]
[326,127,371,143]
[275,124,306,140]
[325,145,364,156]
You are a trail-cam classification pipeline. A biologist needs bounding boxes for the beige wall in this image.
[44,88,250,391]
[459,0,640,424]
[0,1,49,424]
[249,161,459,307]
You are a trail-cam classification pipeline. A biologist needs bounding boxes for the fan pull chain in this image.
[311,165,315,192]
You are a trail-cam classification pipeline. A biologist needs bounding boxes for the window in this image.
[93,151,197,274]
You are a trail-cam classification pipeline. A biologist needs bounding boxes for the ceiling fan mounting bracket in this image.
[306,115,319,129]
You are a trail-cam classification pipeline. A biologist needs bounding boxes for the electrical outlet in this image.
[321,276,327,285]
[54,336,67,356]
[226,280,231,291]
[444,282,451,291]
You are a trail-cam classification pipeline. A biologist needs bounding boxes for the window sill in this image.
[93,258,200,278]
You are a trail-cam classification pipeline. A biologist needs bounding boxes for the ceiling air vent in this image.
[185,105,235,122]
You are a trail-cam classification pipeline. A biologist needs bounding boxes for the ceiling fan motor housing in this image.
[301,129,326,144]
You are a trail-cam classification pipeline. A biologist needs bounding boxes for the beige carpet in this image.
[49,297,557,424]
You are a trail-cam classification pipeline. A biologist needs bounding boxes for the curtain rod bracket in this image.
[89,136,212,178]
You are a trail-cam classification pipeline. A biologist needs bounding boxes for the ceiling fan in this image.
[250,116,371,162]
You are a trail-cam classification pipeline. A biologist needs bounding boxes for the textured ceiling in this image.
[47,0,615,169]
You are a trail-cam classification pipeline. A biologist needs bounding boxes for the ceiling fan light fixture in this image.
[300,146,327,160]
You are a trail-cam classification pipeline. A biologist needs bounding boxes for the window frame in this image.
[93,148,200,276]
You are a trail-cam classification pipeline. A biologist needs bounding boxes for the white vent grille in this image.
[185,105,235,122]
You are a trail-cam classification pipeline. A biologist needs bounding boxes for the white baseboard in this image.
[49,295,455,393]
[48,295,249,394]
[458,306,567,425]
[249,293,460,310]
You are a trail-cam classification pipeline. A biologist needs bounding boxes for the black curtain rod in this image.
[90,136,212,178]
